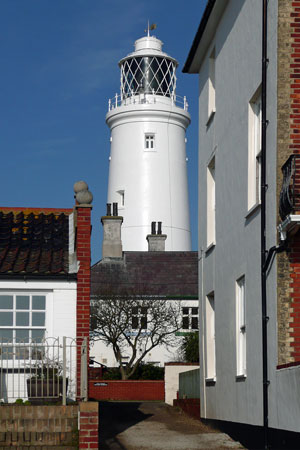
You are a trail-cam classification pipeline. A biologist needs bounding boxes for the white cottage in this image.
[0,181,92,401]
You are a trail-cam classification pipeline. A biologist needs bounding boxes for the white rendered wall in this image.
[0,280,77,402]
[165,364,199,405]
[90,299,198,368]
[195,0,278,428]
[106,99,191,251]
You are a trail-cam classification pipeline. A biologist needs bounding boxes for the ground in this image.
[98,401,244,450]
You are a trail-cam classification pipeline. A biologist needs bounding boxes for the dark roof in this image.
[91,251,198,297]
[0,208,72,277]
[183,0,216,73]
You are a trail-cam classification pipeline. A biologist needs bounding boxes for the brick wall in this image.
[89,379,165,401]
[277,0,300,365]
[173,398,200,421]
[79,402,99,450]
[76,205,92,398]
[0,404,78,448]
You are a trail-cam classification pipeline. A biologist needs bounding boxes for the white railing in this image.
[0,336,88,404]
[108,92,189,112]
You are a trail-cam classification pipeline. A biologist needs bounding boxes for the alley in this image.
[98,401,244,450]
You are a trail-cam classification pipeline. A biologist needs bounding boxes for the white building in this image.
[184,0,300,444]
[106,31,191,251]
[0,182,93,402]
[90,212,198,368]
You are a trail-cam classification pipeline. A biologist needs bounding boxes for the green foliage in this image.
[130,363,164,380]
[103,363,164,380]
[15,398,24,404]
[103,368,122,380]
[181,332,199,363]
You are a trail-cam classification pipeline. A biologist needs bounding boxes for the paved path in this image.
[98,401,244,450]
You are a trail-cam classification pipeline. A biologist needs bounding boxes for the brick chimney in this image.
[146,221,167,251]
[73,181,93,400]
[101,203,123,258]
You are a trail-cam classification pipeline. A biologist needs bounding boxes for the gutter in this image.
[0,273,77,281]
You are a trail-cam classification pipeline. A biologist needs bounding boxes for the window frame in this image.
[0,292,47,362]
[131,306,148,330]
[207,156,216,248]
[208,47,216,120]
[144,133,156,151]
[182,306,199,331]
[236,276,246,378]
[205,291,216,381]
[248,87,262,211]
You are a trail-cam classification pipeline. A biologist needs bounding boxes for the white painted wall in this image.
[165,364,199,406]
[0,279,77,402]
[90,299,198,369]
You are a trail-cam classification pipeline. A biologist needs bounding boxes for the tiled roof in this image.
[91,251,198,297]
[0,208,72,276]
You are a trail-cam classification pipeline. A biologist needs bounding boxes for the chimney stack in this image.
[146,221,167,251]
[101,203,123,258]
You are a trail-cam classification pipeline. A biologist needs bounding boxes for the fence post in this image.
[62,336,67,406]
[80,337,88,401]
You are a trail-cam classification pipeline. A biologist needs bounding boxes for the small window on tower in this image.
[145,134,155,151]
[117,190,125,207]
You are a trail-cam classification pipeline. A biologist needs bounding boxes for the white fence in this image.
[108,92,189,112]
[0,336,88,404]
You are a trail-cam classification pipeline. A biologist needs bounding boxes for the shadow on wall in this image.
[98,401,153,450]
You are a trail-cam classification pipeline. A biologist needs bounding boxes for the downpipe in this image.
[261,0,269,448]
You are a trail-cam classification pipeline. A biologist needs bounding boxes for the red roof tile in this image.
[0,208,72,276]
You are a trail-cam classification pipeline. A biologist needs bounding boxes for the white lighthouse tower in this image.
[106,30,191,251]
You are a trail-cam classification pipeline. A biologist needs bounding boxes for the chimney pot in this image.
[113,202,118,216]
[157,222,162,235]
[106,203,112,216]
[151,221,156,235]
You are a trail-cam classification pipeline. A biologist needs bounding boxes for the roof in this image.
[183,0,228,73]
[91,251,198,297]
[0,207,73,277]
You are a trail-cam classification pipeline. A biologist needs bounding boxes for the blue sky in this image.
[0,0,205,263]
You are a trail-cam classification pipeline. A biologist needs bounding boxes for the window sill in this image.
[206,110,215,128]
[245,202,261,219]
[205,377,216,386]
[205,242,215,255]
[236,374,247,381]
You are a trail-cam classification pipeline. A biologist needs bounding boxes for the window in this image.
[132,307,147,330]
[205,292,216,379]
[208,48,216,118]
[182,307,198,330]
[145,134,155,150]
[248,89,262,209]
[236,276,246,377]
[207,157,216,247]
[0,294,46,360]
[117,190,125,207]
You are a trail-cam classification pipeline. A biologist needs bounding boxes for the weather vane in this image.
[145,21,157,36]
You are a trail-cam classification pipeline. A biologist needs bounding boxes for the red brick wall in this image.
[76,205,92,398]
[79,402,99,449]
[173,398,200,420]
[285,1,300,364]
[277,0,300,366]
[89,380,165,401]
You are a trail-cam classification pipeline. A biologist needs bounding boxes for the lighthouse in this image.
[106,30,191,251]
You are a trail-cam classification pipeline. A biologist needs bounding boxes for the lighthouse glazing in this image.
[106,33,191,251]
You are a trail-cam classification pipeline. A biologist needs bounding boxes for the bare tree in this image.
[90,296,182,380]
